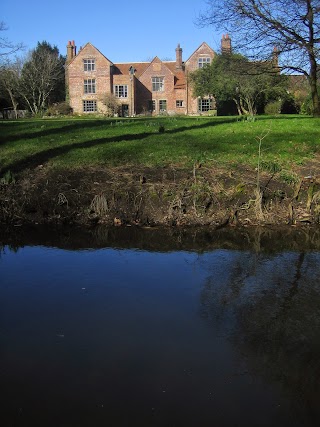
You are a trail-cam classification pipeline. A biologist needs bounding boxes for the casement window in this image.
[148,100,156,112]
[84,79,96,94]
[84,59,95,71]
[198,57,211,68]
[198,98,213,112]
[159,99,167,112]
[176,100,183,108]
[83,100,97,112]
[114,85,128,98]
[152,77,164,92]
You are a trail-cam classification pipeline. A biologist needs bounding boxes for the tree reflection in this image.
[200,249,320,424]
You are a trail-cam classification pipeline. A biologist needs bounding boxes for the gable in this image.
[140,56,174,78]
[185,42,216,71]
[67,42,113,69]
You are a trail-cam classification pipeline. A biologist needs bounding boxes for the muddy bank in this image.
[0,163,320,227]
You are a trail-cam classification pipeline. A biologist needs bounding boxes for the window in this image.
[84,59,95,71]
[198,98,213,112]
[159,100,167,112]
[176,100,183,108]
[148,100,156,112]
[114,85,128,98]
[83,100,97,112]
[84,79,96,94]
[198,57,211,68]
[152,77,164,92]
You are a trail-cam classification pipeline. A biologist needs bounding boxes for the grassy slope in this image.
[0,115,319,176]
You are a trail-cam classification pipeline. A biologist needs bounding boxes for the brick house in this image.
[66,35,232,116]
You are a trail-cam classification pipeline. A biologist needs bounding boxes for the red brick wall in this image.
[138,58,178,115]
[66,41,217,116]
[67,43,112,114]
[185,43,216,115]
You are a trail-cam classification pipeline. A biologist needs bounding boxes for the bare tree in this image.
[0,57,23,118]
[19,42,65,115]
[0,22,24,57]
[198,0,320,116]
[100,93,120,116]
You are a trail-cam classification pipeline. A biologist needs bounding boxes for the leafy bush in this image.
[264,100,281,115]
[281,95,300,114]
[300,94,313,115]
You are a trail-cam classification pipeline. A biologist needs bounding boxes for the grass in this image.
[0,115,319,175]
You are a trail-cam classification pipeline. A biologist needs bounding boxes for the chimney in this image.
[272,46,279,69]
[66,40,76,63]
[71,40,77,56]
[221,34,232,54]
[175,43,183,70]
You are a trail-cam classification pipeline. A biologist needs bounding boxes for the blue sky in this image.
[2,0,223,63]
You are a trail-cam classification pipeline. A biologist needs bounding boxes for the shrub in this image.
[46,102,73,116]
[100,94,120,117]
[264,100,281,115]
[281,94,300,114]
[300,94,313,115]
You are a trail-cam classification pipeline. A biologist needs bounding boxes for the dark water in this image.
[1,226,320,427]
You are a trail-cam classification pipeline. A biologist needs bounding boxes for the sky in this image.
[2,0,223,63]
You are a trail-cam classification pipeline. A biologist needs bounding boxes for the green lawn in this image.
[0,115,319,175]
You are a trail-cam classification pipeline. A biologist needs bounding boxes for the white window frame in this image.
[84,59,95,71]
[114,85,128,98]
[198,98,213,112]
[152,77,164,92]
[159,99,167,112]
[148,100,156,112]
[198,57,211,68]
[176,100,183,108]
[83,100,97,112]
[84,79,96,94]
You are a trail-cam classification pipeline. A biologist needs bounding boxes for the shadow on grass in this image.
[0,118,238,175]
[0,115,309,146]
[0,116,242,145]
[1,115,316,175]
[0,120,113,144]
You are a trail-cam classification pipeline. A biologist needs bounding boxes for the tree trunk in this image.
[308,56,320,117]
[306,1,320,117]
[233,97,242,115]
[239,97,250,115]
[7,88,18,119]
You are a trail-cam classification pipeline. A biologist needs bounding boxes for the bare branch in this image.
[197,0,320,115]
[0,21,24,57]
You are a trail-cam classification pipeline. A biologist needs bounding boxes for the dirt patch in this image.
[1,161,320,227]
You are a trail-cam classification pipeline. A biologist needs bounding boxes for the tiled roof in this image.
[113,61,187,89]
[164,63,186,89]
[113,62,150,77]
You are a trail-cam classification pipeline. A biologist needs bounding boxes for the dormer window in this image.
[198,57,211,68]
[84,59,95,71]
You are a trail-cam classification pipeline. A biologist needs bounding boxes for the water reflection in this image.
[0,226,320,427]
[200,249,320,426]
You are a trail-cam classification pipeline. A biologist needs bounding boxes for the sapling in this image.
[254,128,271,221]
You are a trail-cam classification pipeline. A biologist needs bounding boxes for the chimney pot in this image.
[175,43,183,70]
[221,34,232,54]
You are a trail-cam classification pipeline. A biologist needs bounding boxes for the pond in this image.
[1,225,320,427]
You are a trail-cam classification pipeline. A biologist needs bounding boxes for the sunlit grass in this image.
[0,115,319,174]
